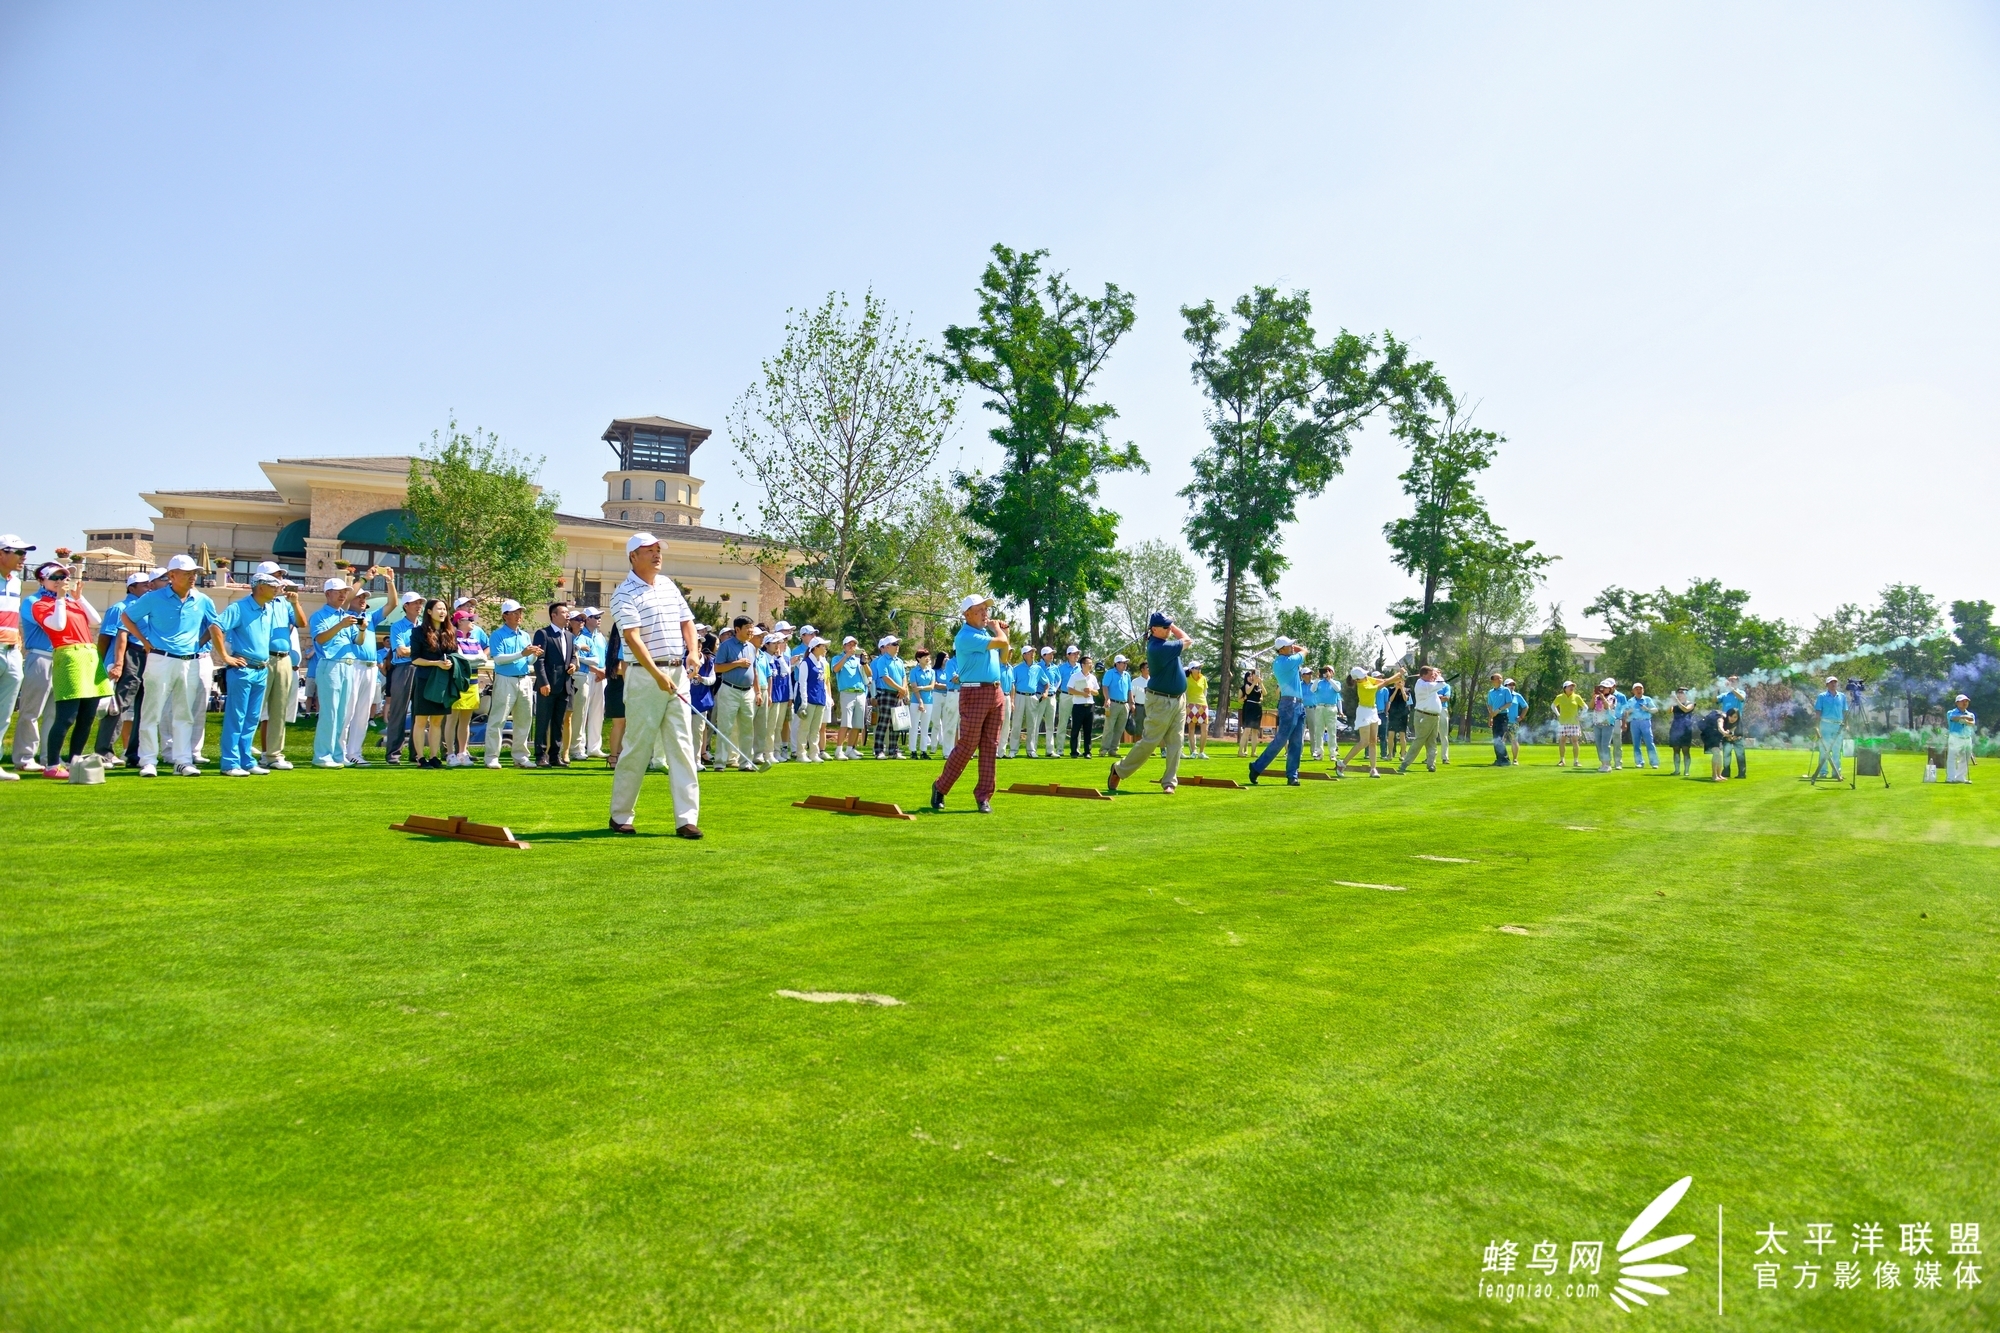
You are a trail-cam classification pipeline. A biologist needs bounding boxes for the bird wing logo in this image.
[1610,1176,1696,1312]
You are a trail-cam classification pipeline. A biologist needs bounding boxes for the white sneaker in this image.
[518,756,537,768]
[349,757,371,767]
[313,757,343,768]
[103,754,125,768]
[223,767,250,777]
[486,759,501,769]
[139,764,158,777]
[19,759,44,773]
[267,756,294,770]
[248,765,271,775]
[176,764,201,777]
[0,768,17,781]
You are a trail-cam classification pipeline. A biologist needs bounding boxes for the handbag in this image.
[892,703,911,731]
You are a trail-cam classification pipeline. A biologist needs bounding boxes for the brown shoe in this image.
[675,824,703,840]
[608,819,635,835]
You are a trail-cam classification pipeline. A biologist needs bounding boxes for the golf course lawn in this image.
[4,728,1996,1332]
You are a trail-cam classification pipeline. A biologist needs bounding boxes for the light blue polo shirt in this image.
[871,653,907,692]
[388,613,418,661]
[1947,707,1975,736]
[1814,690,1845,722]
[217,595,280,663]
[1012,660,1042,694]
[308,603,361,663]
[267,598,300,664]
[909,663,935,695]
[1272,652,1304,699]
[1628,694,1659,718]
[714,634,756,687]
[834,653,869,693]
[1508,689,1526,720]
[1487,686,1513,715]
[1104,666,1130,703]
[21,590,54,653]
[1719,687,1746,716]
[489,623,533,677]
[124,586,220,656]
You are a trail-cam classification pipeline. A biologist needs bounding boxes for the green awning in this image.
[272,518,309,557]
[338,508,415,547]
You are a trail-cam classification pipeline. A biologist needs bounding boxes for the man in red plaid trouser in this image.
[931,595,1010,813]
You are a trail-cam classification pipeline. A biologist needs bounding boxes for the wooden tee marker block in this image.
[1004,781,1112,801]
[792,794,915,821]
[390,814,531,849]
[822,726,865,748]
[1161,774,1244,789]
[1295,770,1339,781]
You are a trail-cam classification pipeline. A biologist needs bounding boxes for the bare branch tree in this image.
[729,291,958,601]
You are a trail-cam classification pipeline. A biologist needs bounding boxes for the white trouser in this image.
[1011,693,1036,754]
[1039,695,1062,751]
[345,664,379,761]
[752,698,777,761]
[567,673,597,757]
[487,673,535,761]
[713,685,756,766]
[610,666,700,828]
[583,673,605,754]
[796,702,825,758]
[192,652,216,758]
[138,653,203,768]
[12,650,55,765]
[940,692,960,751]
[909,697,930,753]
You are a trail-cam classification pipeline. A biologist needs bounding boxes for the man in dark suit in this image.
[532,601,575,766]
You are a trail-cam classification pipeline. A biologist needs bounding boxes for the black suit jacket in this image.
[532,626,574,689]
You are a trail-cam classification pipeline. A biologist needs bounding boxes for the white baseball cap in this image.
[842,634,858,644]
[255,560,282,576]
[1040,645,1055,655]
[125,570,151,586]
[322,577,349,592]
[499,598,523,613]
[1826,676,1840,685]
[799,624,818,635]
[1065,644,1080,655]
[0,534,33,552]
[1600,677,1616,688]
[1273,636,1295,651]
[1113,653,1128,664]
[808,636,828,647]
[957,593,993,615]
[880,634,900,646]
[166,553,199,572]
[762,633,783,646]
[773,620,793,632]
[401,590,423,604]
[1350,666,1368,679]
[453,597,471,609]
[147,567,167,579]
[626,532,660,554]
[251,572,282,587]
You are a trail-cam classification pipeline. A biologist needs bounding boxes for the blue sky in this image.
[3,2,1996,639]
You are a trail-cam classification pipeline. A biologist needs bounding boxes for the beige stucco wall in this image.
[309,486,402,540]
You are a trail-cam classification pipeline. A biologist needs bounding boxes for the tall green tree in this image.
[1090,538,1200,658]
[401,418,564,609]
[729,290,957,603]
[1586,578,1794,677]
[1178,287,1418,715]
[1380,394,1547,664]
[939,245,1141,649]
[1518,606,1576,725]
[1867,582,1948,726]
[1274,605,1335,668]
[1439,556,1541,738]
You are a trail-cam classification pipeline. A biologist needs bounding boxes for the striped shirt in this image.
[0,571,18,647]
[610,572,693,663]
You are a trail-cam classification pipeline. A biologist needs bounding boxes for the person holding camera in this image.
[305,576,368,768]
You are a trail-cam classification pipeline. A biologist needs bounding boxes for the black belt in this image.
[720,681,750,690]
[233,658,272,668]
[149,650,198,661]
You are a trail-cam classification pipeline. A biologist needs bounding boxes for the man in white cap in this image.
[929,594,1011,812]
[303,576,366,767]
[210,573,287,776]
[119,554,221,776]
[831,635,869,759]
[607,532,703,838]
[1101,653,1132,759]
[869,634,909,759]
[1037,645,1064,758]
[483,599,540,766]
[342,567,395,766]
[1810,674,1847,781]
[11,547,63,772]
[1251,636,1313,784]
[1946,693,1976,783]
[380,590,424,763]
[579,607,608,759]
[0,535,33,778]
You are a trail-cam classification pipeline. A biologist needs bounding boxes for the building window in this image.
[680,513,693,525]
[621,479,632,501]
[654,479,666,502]
[654,511,665,523]
[619,510,628,521]
[679,484,691,505]
[582,580,601,607]
[627,429,689,472]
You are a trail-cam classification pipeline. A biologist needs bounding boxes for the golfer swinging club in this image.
[607,533,704,839]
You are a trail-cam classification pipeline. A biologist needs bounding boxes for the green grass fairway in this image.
[5,730,1996,1331]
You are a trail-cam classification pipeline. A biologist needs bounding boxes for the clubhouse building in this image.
[115,417,790,618]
